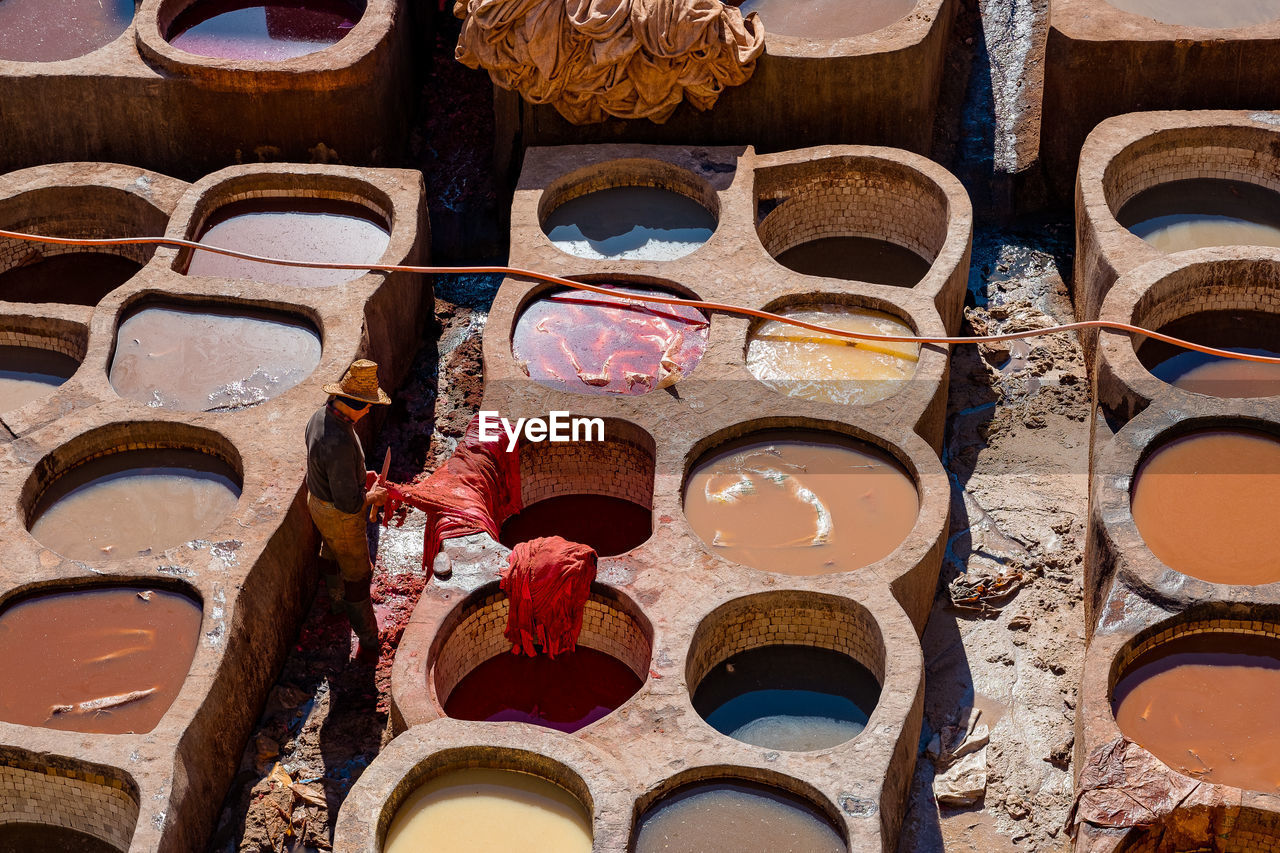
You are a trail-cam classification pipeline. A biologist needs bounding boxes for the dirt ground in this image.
[208,0,1091,849]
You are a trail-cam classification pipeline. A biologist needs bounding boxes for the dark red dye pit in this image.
[498,495,651,556]
[443,647,642,732]
[0,253,142,305]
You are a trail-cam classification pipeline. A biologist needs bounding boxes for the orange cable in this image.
[4,227,1280,365]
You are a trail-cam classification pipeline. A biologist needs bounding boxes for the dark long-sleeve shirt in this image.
[305,404,366,514]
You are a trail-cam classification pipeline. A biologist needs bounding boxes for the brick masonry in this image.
[0,754,138,851]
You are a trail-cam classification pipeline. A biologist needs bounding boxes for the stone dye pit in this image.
[540,186,716,261]
[109,303,323,411]
[186,197,390,288]
[165,0,365,61]
[498,495,651,557]
[28,447,243,562]
[511,285,710,396]
[734,0,916,39]
[632,780,846,853]
[1116,178,1280,254]
[683,430,919,576]
[0,347,80,412]
[1137,310,1280,398]
[746,304,920,406]
[0,822,123,853]
[1103,0,1280,27]
[0,0,134,63]
[383,767,593,853]
[0,252,142,306]
[0,586,201,735]
[0,752,139,853]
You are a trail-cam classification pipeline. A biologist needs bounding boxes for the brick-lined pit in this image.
[1120,806,1280,852]
[0,317,89,365]
[537,158,720,238]
[685,591,886,696]
[0,749,139,852]
[432,583,652,715]
[754,155,948,276]
[518,419,655,510]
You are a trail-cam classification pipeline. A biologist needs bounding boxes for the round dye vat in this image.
[0,252,142,305]
[633,780,845,853]
[693,645,880,751]
[746,305,920,406]
[1137,311,1280,398]
[186,197,389,288]
[110,304,322,411]
[736,0,915,38]
[383,767,592,853]
[0,823,121,853]
[166,0,364,61]
[443,647,642,732]
[512,285,709,396]
[0,346,79,411]
[499,495,651,557]
[0,587,201,735]
[1104,0,1280,27]
[771,235,931,287]
[1113,631,1280,793]
[542,187,716,261]
[1117,179,1280,252]
[0,0,134,63]
[1131,429,1280,585]
[30,448,242,561]
[683,431,919,575]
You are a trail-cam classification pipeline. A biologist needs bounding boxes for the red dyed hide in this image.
[501,536,597,658]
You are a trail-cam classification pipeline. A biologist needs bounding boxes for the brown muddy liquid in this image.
[29,448,242,561]
[0,253,142,305]
[0,0,134,62]
[632,781,846,853]
[0,823,121,853]
[683,431,919,575]
[0,346,80,411]
[1117,179,1280,252]
[498,495,651,556]
[1131,429,1280,585]
[773,236,932,287]
[1138,311,1280,398]
[1104,0,1280,27]
[736,0,915,37]
[109,304,322,411]
[0,587,202,734]
[1113,632,1280,792]
[186,198,389,288]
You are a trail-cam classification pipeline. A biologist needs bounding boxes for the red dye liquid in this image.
[499,495,651,557]
[512,286,709,396]
[444,647,642,732]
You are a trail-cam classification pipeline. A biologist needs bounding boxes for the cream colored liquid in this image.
[1105,0,1280,27]
[383,768,593,853]
[746,306,919,406]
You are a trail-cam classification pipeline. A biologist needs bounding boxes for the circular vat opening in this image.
[1126,261,1280,398]
[0,0,134,63]
[433,584,652,732]
[0,583,202,735]
[682,427,919,575]
[539,160,719,261]
[182,188,390,288]
[0,186,167,305]
[687,592,884,752]
[162,0,366,61]
[380,750,593,853]
[502,419,655,556]
[746,295,921,406]
[1130,425,1280,586]
[632,774,846,853]
[733,0,915,39]
[23,424,244,561]
[754,156,946,287]
[1111,616,1280,794]
[1102,0,1280,28]
[0,750,138,851]
[0,319,88,414]
[512,280,710,396]
[109,298,322,411]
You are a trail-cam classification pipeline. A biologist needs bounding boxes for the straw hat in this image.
[324,359,391,405]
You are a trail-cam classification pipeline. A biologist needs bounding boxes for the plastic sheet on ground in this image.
[454,0,766,123]
[501,535,598,657]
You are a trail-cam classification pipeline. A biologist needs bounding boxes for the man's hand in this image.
[365,482,390,508]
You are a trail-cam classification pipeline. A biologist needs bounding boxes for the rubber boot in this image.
[344,578,380,663]
[318,560,344,614]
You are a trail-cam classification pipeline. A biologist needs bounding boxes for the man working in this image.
[305,359,391,662]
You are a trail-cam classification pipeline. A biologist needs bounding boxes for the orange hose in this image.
[4,227,1280,366]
